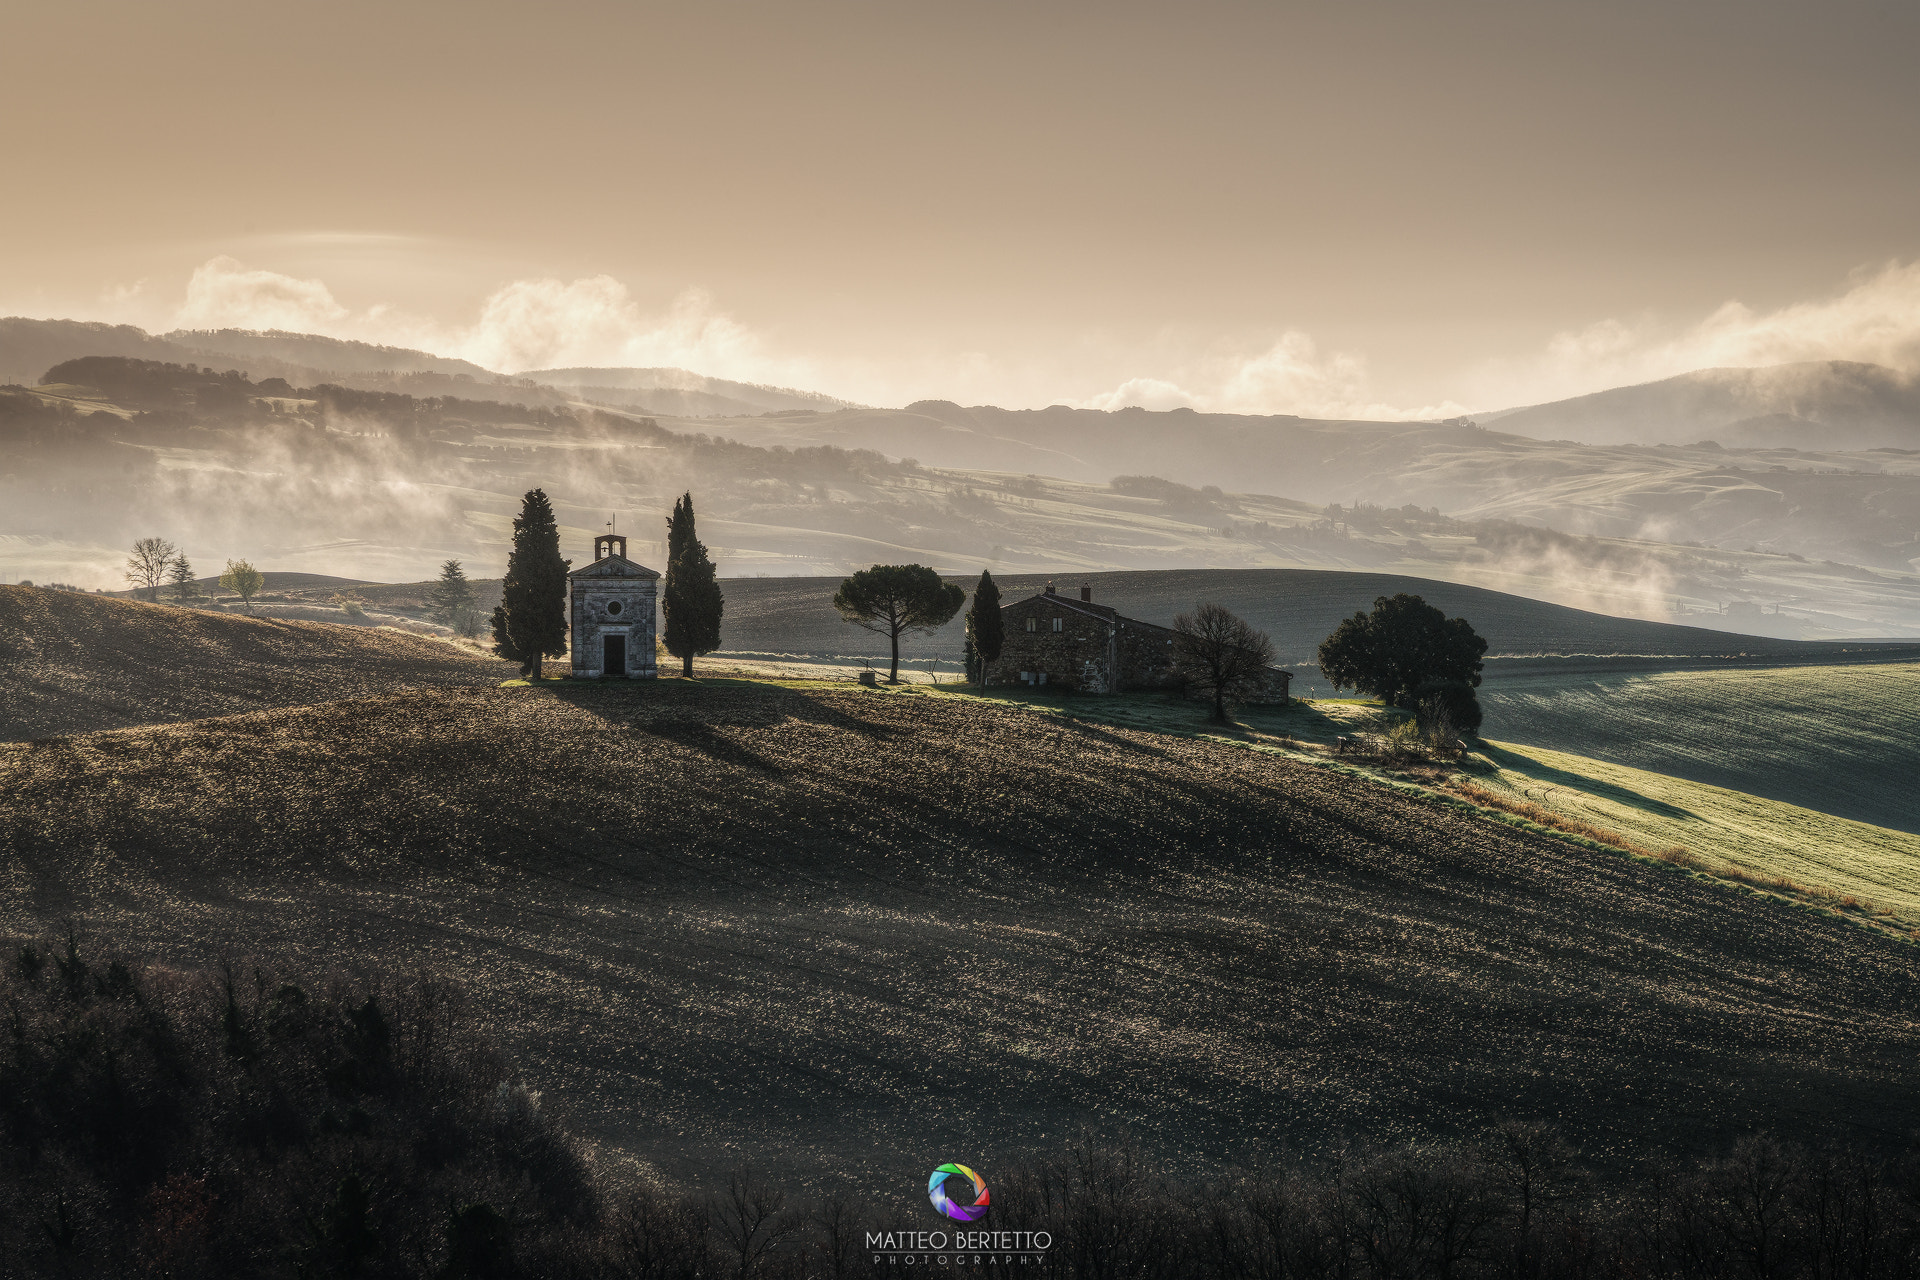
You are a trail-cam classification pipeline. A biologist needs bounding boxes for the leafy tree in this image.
[1414,677,1483,738]
[219,559,264,610]
[1172,602,1275,724]
[662,492,723,678]
[166,555,205,605]
[490,488,571,678]
[833,565,964,684]
[964,570,1003,689]
[125,537,177,602]
[1317,593,1487,709]
[430,559,481,637]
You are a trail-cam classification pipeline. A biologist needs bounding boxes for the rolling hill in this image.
[0,585,512,740]
[5,676,1920,1196]
[1487,361,1920,449]
[1474,661,1920,835]
[6,337,1920,628]
[711,568,1920,670]
[160,327,497,379]
[523,365,860,416]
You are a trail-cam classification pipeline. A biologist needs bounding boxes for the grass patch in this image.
[1476,661,1920,834]
[1455,740,1920,935]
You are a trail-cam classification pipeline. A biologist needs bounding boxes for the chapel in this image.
[568,532,660,679]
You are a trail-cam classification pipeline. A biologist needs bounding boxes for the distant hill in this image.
[1487,361,1920,448]
[0,585,510,739]
[523,366,860,417]
[713,568,1915,669]
[161,328,497,379]
[0,317,198,385]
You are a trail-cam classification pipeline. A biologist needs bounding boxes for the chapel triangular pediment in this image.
[569,553,660,580]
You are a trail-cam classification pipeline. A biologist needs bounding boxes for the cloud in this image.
[1084,259,1920,420]
[1077,331,1467,421]
[161,257,827,392]
[1475,259,1920,408]
[1078,377,1200,412]
[175,256,350,332]
[458,278,771,378]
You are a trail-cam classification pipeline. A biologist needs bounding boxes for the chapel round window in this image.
[606,600,623,616]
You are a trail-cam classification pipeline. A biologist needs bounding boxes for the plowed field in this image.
[5,679,1917,1198]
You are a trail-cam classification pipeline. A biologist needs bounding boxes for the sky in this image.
[6,0,1920,417]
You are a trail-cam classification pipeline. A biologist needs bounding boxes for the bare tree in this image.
[1172,601,1275,724]
[712,1164,803,1280]
[124,537,177,603]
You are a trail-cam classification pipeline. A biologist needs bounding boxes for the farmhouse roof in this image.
[1001,586,1171,633]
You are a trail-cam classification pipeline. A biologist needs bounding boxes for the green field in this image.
[1466,740,1920,928]
[1476,661,1920,834]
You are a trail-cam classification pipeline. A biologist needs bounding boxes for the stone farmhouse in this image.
[985,583,1291,702]
[568,532,659,679]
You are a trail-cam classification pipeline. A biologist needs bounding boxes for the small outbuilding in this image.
[568,532,660,679]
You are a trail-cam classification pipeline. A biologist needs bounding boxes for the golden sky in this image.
[7,0,1920,414]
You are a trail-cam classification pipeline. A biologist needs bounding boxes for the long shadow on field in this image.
[1481,743,1698,819]
[537,678,903,744]
[646,721,786,774]
[1054,718,1177,760]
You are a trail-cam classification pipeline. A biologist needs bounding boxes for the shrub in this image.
[0,934,600,1279]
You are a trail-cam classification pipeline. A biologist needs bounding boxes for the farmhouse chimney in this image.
[1045,582,1056,595]
[1080,584,1092,602]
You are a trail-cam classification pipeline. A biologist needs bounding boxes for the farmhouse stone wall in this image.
[984,586,1181,693]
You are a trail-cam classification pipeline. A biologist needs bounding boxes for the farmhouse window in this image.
[1026,618,1036,632]
[1052,617,1062,632]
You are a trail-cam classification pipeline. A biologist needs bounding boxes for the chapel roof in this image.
[568,553,660,580]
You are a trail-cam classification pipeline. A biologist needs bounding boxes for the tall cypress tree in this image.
[490,488,571,678]
[662,492,723,678]
[964,570,1003,689]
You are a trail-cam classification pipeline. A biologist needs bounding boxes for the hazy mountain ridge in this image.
[666,401,1920,572]
[1486,361,1920,448]
[6,357,1919,636]
[4,327,1919,632]
[525,365,861,416]
[0,317,870,420]
[161,328,497,379]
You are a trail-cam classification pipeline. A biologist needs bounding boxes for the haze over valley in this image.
[7,321,1920,639]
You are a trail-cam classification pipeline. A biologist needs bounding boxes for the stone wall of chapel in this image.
[570,579,658,679]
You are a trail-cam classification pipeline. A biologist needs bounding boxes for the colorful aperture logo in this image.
[927,1163,990,1221]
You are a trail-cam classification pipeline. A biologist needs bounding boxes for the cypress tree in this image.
[430,559,480,636]
[166,555,204,605]
[662,492,723,678]
[490,488,571,678]
[965,570,1003,689]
